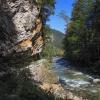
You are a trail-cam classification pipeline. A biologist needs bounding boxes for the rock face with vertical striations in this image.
[0,0,43,56]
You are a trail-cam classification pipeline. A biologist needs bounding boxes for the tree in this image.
[35,0,55,22]
[63,0,100,74]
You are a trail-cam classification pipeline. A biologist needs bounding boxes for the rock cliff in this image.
[0,0,43,56]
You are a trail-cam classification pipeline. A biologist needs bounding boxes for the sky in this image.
[47,0,75,33]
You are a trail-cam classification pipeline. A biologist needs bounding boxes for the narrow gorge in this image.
[0,0,100,100]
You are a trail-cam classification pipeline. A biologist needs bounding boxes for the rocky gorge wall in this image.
[0,0,43,56]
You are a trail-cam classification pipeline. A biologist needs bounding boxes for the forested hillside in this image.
[42,25,64,58]
[52,29,64,48]
[63,0,100,75]
[45,26,64,48]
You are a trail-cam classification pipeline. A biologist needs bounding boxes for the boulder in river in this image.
[93,79,100,84]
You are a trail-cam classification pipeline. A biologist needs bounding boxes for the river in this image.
[52,57,100,100]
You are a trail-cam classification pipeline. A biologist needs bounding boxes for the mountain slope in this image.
[51,29,65,49]
[42,26,65,57]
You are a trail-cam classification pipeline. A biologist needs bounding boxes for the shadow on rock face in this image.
[0,1,18,56]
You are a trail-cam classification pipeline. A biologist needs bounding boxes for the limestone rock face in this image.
[0,0,39,56]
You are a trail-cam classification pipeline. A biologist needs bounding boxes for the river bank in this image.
[0,52,82,100]
[28,59,82,100]
[63,57,100,78]
[62,58,100,81]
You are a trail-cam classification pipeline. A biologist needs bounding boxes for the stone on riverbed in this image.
[93,79,100,84]
[29,59,83,100]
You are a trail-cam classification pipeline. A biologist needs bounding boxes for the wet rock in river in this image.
[93,79,100,84]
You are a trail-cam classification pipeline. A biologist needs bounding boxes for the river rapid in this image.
[52,57,100,100]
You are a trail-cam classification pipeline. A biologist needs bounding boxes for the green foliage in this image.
[63,0,100,74]
[42,25,64,59]
[36,0,55,11]
[35,0,55,22]
[44,25,65,48]
[52,29,65,49]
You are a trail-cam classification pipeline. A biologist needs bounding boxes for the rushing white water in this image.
[52,57,100,99]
